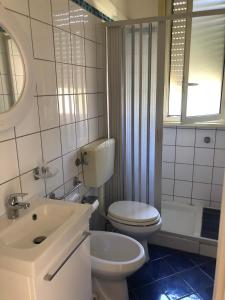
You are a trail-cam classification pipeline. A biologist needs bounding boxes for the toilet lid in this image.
[108,201,160,225]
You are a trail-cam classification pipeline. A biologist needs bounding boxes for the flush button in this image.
[204,137,211,144]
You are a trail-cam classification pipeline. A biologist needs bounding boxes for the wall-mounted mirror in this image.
[0,26,25,114]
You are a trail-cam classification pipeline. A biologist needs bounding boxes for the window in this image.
[166,0,225,123]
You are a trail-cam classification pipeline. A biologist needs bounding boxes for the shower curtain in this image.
[106,21,166,209]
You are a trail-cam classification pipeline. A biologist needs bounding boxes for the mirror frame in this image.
[0,3,34,131]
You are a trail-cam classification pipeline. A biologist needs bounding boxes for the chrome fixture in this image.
[48,176,82,200]
[6,193,30,219]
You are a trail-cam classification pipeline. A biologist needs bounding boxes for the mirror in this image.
[0,26,25,114]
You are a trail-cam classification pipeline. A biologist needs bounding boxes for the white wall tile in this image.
[176,128,195,146]
[175,164,193,181]
[31,20,54,61]
[69,1,85,36]
[193,165,212,184]
[211,184,223,202]
[54,28,72,64]
[35,60,57,95]
[15,98,40,136]
[97,44,104,68]
[38,96,59,130]
[2,0,29,15]
[98,116,107,138]
[56,63,74,95]
[86,67,97,93]
[97,68,105,93]
[75,94,87,121]
[192,199,210,207]
[21,171,45,201]
[0,140,19,184]
[216,130,225,149]
[195,129,215,148]
[163,128,176,145]
[162,162,174,179]
[174,180,192,198]
[76,120,88,148]
[161,178,174,195]
[174,196,191,205]
[0,128,14,142]
[85,40,97,67]
[176,147,194,164]
[51,0,70,31]
[63,151,78,182]
[87,94,98,118]
[41,128,61,162]
[73,65,86,94]
[88,118,98,142]
[194,148,214,166]
[45,158,63,193]
[60,124,76,155]
[84,12,97,41]
[17,133,42,174]
[58,95,75,125]
[96,20,105,44]
[214,149,225,167]
[29,0,52,24]
[212,167,224,185]
[161,194,173,202]
[162,145,175,162]
[192,182,211,200]
[0,178,21,215]
[71,35,85,66]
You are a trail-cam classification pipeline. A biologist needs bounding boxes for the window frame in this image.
[164,0,225,125]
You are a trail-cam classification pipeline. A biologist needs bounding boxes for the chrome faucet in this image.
[6,193,30,219]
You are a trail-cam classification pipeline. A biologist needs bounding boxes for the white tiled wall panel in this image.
[162,127,225,209]
[0,1,107,215]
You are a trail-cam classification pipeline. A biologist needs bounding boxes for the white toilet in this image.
[107,201,162,261]
[90,231,145,300]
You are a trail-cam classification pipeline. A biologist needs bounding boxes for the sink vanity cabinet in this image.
[0,199,93,300]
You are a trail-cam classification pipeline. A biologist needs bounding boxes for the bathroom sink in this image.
[0,198,92,277]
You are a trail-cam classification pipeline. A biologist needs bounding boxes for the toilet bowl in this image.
[107,201,162,261]
[90,230,145,300]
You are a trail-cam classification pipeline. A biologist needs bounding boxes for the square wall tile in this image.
[195,129,215,148]
[74,94,87,121]
[194,148,214,166]
[174,180,192,198]
[60,124,76,155]
[84,11,97,41]
[211,184,223,202]
[87,94,99,118]
[73,65,86,94]
[86,67,97,93]
[17,133,42,174]
[98,116,107,138]
[0,128,14,142]
[58,95,75,125]
[31,20,54,61]
[162,162,174,179]
[192,182,211,200]
[21,171,45,200]
[97,68,105,93]
[212,167,224,185]
[161,194,173,202]
[174,196,191,205]
[0,178,21,215]
[56,63,74,95]
[161,178,174,195]
[96,20,106,44]
[51,0,70,31]
[85,39,97,67]
[193,165,212,184]
[69,1,85,36]
[88,118,99,142]
[162,145,175,162]
[38,96,59,130]
[98,93,105,116]
[45,158,63,194]
[29,0,52,24]
[35,60,57,96]
[41,128,61,162]
[63,151,78,182]
[163,128,176,145]
[0,140,19,184]
[71,35,85,66]
[214,149,225,167]
[15,98,40,136]
[97,44,105,68]
[76,120,88,148]
[175,164,193,181]
[54,28,72,64]
[2,0,29,15]
[216,130,225,149]
[176,146,194,164]
[176,128,195,146]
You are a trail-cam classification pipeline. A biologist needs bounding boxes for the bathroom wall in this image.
[162,126,225,209]
[0,0,107,215]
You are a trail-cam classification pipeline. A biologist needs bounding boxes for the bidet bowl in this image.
[90,230,145,280]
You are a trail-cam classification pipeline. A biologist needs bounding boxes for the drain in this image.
[33,236,47,244]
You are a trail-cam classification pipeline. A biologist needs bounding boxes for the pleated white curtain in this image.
[106,22,165,209]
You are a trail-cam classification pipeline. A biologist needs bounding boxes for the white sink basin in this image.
[0,198,92,277]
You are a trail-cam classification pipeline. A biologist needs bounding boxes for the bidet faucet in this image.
[6,193,30,219]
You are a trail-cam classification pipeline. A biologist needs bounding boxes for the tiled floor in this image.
[128,244,216,300]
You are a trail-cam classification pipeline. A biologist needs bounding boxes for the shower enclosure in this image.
[106,4,225,256]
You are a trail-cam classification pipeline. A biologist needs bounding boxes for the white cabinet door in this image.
[34,235,92,300]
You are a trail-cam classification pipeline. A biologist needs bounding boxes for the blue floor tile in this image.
[149,244,177,261]
[200,261,216,280]
[197,286,214,300]
[180,267,213,295]
[180,294,202,299]
[164,253,195,272]
[186,252,214,266]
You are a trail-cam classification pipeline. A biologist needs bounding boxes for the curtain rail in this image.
[107,8,225,27]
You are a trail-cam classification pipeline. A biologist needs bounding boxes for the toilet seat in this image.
[108,201,160,226]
